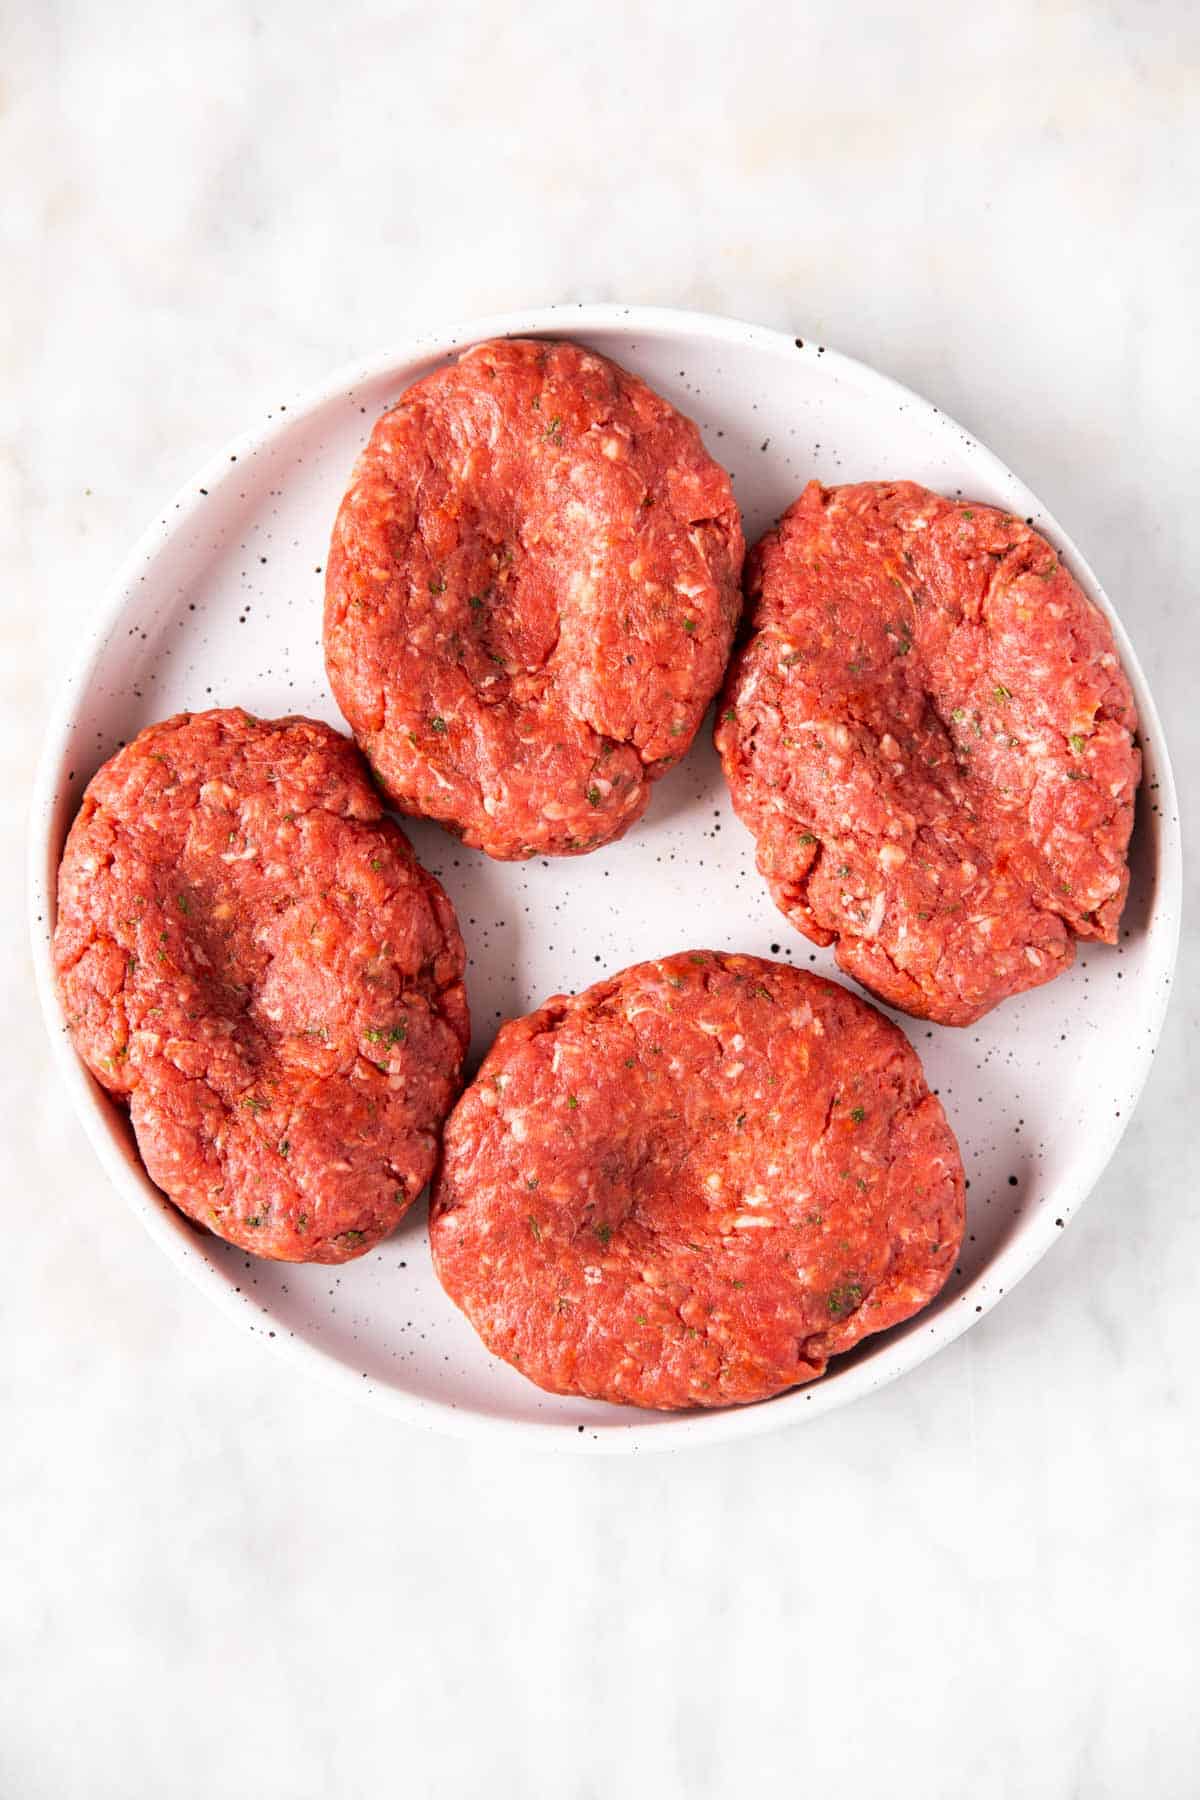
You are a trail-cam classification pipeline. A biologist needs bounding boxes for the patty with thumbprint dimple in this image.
[54,708,469,1262]
[325,337,744,860]
[430,951,964,1411]
[716,481,1140,1025]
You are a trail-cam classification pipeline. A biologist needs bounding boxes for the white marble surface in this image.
[4,4,1197,1795]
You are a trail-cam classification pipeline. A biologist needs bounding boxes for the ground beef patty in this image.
[325,338,744,859]
[55,709,469,1263]
[716,482,1140,1026]
[430,952,963,1411]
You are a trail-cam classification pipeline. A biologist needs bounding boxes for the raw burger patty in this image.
[430,951,964,1411]
[325,337,744,859]
[55,709,469,1263]
[716,482,1140,1026]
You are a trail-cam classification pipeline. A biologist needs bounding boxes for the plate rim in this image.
[28,301,1183,1455]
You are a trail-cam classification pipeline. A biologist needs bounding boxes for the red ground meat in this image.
[716,482,1140,1026]
[54,709,469,1263]
[325,338,744,859]
[430,952,964,1411]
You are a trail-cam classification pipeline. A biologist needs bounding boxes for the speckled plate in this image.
[28,305,1181,1453]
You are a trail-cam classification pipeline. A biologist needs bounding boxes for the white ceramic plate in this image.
[29,305,1180,1453]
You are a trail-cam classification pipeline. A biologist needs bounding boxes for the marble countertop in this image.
[4,5,1196,1796]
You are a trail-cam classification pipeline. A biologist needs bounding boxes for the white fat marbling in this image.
[3,3,1197,1796]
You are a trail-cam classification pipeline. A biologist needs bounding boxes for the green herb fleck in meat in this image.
[827,1282,863,1317]
[430,716,448,734]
